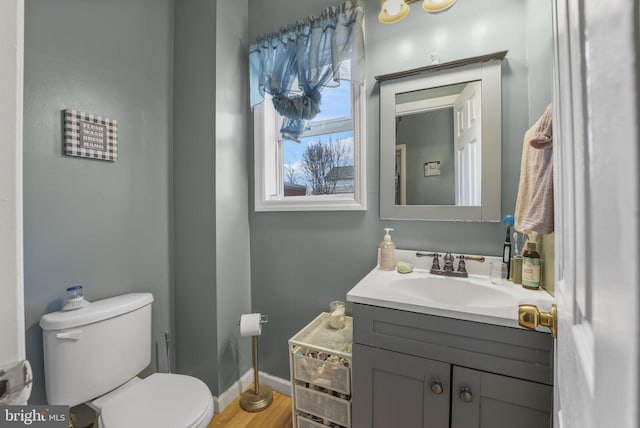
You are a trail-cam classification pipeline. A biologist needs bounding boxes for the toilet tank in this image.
[40,293,154,406]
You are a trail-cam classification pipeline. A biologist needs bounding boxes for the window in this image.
[254,80,366,212]
[250,1,366,212]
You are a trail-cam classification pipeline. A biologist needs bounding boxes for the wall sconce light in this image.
[379,0,458,24]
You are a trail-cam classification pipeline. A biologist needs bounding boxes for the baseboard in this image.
[259,371,292,396]
[213,369,254,414]
[213,371,291,414]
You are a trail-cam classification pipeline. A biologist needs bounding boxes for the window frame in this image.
[253,81,366,212]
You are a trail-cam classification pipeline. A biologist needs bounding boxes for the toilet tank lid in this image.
[40,293,154,331]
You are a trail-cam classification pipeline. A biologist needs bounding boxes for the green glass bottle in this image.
[522,241,541,289]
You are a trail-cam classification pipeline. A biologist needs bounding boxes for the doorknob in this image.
[518,304,557,337]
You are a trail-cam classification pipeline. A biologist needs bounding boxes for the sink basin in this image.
[388,276,515,308]
[347,250,556,328]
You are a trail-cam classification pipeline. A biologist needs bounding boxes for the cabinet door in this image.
[352,344,450,428]
[451,366,552,428]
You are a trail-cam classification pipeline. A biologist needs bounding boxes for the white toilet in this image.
[40,293,214,428]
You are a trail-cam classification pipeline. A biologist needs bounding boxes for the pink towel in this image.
[514,104,554,235]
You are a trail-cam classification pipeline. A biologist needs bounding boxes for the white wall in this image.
[0,0,25,367]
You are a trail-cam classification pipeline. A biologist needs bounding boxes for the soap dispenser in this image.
[379,228,396,271]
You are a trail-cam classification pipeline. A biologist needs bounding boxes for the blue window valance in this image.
[249,0,365,141]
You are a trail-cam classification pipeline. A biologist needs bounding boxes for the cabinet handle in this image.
[459,387,473,403]
[430,381,443,395]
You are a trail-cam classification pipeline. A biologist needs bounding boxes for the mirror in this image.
[395,82,480,206]
[378,52,505,221]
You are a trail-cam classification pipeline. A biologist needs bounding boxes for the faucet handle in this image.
[457,255,485,263]
[431,253,441,270]
[416,252,439,258]
[416,252,441,270]
[457,258,467,273]
[455,255,485,274]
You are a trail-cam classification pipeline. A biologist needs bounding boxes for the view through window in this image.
[282,82,354,197]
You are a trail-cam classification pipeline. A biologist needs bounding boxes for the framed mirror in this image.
[378,51,506,221]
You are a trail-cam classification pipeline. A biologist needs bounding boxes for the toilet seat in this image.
[99,373,213,428]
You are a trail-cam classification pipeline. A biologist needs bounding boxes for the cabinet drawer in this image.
[295,385,351,427]
[353,303,554,385]
[297,414,340,428]
[294,353,351,395]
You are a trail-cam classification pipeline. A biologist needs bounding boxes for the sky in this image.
[282,82,354,173]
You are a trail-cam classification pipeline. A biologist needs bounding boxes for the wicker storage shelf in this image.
[289,313,353,428]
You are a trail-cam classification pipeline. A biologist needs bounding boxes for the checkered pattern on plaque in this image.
[64,109,118,161]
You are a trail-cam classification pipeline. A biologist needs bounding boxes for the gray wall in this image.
[248,0,553,380]
[525,0,554,123]
[23,0,174,404]
[173,0,219,393]
[24,0,252,403]
[399,109,456,205]
[174,0,251,397]
[215,0,252,394]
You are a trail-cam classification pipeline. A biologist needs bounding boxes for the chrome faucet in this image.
[442,252,455,273]
[416,252,485,278]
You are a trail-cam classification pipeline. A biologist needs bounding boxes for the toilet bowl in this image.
[89,374,214,428]
[40,293,213,428]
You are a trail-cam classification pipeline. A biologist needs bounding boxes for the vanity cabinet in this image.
[351,303,553,428]
[353,344,450,427]
[450,366,552,428]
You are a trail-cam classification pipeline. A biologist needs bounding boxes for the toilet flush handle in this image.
[56,330,83,341]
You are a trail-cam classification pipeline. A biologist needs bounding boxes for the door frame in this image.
[0,0,25,369]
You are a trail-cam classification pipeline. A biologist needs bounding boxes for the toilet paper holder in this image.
[238,313,273,412]
[236,314,269,327]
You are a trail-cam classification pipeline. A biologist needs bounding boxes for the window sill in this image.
[254,193,367,212]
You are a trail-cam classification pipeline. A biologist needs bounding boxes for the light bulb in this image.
[384,0,404,16]
[379,0,410,23]
[422,0,457,13]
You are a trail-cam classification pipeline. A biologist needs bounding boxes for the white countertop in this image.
[347,250,555,330]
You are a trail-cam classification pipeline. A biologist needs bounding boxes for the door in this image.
[395,144,406,205]
[352,344,450,428]
[553,1,639,427]
[450,366,552,428]
[453,81,481,206]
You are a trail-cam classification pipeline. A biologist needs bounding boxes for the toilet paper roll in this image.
[240,313,262,336]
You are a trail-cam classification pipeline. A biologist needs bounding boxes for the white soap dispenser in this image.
[379,228,396,271]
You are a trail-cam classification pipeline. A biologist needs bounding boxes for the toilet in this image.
[40,293,214,428]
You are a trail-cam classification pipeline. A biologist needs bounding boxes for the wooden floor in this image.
[207,389,293,428]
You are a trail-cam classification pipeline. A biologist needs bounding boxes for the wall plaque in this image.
[64,109,118,161]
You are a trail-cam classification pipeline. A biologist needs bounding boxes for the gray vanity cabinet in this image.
[451,366,552,428]
[352,344,450,427]
[351,303,554,428]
